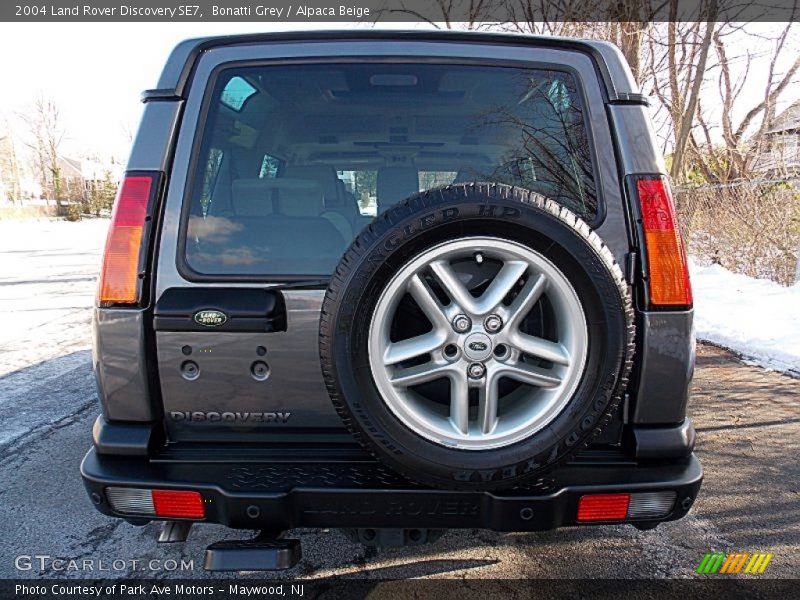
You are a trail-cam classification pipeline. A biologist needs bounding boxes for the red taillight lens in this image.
[577,493,631,522]
[635,176,692,307]
[97,174,154,305]
[576,491,677,522]
[151,490,205,519]
[105,487,206,519]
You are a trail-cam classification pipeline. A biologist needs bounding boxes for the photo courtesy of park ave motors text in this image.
[0,0,798,593]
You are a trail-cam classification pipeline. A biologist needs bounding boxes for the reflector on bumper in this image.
[105,487,205,519]
[152,490,205,518]
[627,491,677,519]
[577,493,630,521]
[577,491,677,522]
[106,487,154,515]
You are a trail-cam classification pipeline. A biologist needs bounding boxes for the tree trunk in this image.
[618,22,645,86]
[795,240,800,284]
[669,6,717,182]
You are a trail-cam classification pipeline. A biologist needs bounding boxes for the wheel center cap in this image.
[463,332,492,361]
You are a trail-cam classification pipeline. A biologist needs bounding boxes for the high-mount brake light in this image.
[635,176,693,307]
[97,174,155,306]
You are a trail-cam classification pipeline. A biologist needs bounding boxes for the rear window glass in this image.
[184,63,598,277]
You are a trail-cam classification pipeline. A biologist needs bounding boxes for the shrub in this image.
[675,181,800,285]
[64,202,82,222]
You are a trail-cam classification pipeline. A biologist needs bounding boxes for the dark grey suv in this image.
[82,31,701,570]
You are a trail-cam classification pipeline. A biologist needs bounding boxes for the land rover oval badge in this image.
[194,309,227,327]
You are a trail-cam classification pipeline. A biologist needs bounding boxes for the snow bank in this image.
[690,260,800,375]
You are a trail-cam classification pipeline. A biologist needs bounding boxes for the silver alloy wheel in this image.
[368,237,588,450]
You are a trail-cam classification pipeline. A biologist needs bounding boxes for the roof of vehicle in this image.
[148,30,642,104]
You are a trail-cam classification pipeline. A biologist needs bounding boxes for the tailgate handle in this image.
[153,287,285,332]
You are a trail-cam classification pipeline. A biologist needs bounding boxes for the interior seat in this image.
[282,165,342,206]
[230,179,277,216]
[207,177,350,273]
[280,165,354,241]
[335,178,360,219]
[376,167,419,212]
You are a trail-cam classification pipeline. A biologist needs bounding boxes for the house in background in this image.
[753,100,800,177]
[56,156,86,200]
[80,157,123,190]
[43,155,122,202]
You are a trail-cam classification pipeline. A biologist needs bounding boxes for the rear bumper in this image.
[81,448,702,532]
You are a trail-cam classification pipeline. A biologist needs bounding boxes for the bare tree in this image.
[377,1,796,190]
[691,23,800,182]
[645,0,719,183]
[0,117,23,202]
[22,95,65,204]
[121,120,136,145]
[503,1,652,84]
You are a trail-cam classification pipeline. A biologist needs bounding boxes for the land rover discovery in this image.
[81,31,701,570]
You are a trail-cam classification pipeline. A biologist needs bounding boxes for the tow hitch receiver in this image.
[204,532,301,571]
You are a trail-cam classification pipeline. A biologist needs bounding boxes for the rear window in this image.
[184,63,598,277]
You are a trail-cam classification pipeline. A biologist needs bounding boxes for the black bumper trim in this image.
[631,418,695,459]
[81,449,702,532]
[93,416,156,456]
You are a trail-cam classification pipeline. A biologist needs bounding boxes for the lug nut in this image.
[468,363,486,379]
[484,315,503,333]
[452,314,471,333]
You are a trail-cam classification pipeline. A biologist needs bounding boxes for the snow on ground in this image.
[0,218,109,377]
[690,260,800,376]
[0,218,110,448]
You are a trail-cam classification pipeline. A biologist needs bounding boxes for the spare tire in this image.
[320,183,634,490]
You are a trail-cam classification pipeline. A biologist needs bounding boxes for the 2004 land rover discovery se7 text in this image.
[81,31,701,571]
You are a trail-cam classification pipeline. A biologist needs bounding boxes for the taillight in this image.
[105,487,205,519]
[634,175,692,307]
[97,173,157,306]
[577,491,677,522]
